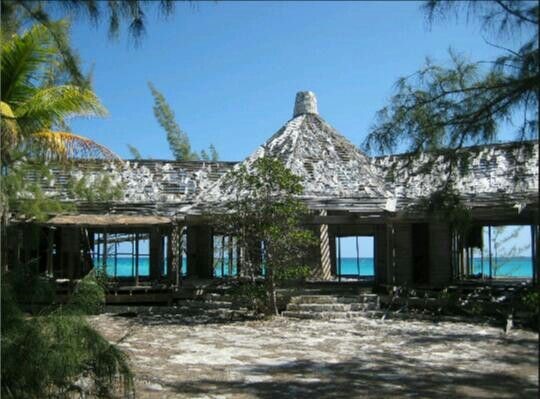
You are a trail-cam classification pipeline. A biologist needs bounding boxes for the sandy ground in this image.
[89,311,538,399]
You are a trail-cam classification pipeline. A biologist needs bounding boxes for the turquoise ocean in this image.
[95,256,533,278]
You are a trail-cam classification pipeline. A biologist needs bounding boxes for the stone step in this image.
[350,302,379,311]
[204,293,237,302]
[290,294,379,305]
[286,302,379,312]
[286,303,351,312]
[179,300,233,310]
[282,310,382,320]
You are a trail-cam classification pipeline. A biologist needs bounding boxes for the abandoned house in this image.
[7,92,539,302]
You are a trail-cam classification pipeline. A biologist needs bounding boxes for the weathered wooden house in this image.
[7,92,539,301]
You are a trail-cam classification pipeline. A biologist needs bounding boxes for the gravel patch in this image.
[89,312,538,398]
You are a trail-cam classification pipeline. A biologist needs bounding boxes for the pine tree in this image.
[127,144,142,160]
[363,1,538,156]
[148,82,199,161]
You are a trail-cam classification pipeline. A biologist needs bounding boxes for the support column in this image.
[149,227,163,281]
[186,226,213,279]
[313,210,332,280]
[169,224,181,287]
[532,224,538,286]
[386,223,395,285]
[46,228,54,277]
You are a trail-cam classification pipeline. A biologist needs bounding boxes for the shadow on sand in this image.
[158,352,537,398]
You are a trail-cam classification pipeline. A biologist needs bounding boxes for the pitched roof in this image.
[375,141,538,211]
[20,92,539,219]
[197,92,392,213]
[35,160,235,215]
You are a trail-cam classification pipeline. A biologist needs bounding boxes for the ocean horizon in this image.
[94,256,533,278]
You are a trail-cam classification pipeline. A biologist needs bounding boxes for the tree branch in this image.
[493,0,538,25]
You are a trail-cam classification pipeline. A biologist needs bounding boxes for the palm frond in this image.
[1,101,16,118]
[1,101,20,158]
[1,23,56,104]
[30,131,120,161]
[16,85,107,133]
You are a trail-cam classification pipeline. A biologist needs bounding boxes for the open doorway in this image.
[335,236,374,279]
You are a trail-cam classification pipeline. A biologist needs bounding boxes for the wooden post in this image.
[166,230,172,283]
[228,236,234,276]
[149,227,162,281]
[46,228,54,276]
[103,231,108,274]
[200,226,213,278]
[488,225,493,279]
[135,233,139,286]
[531,225,538,285]
[187,226,196,278]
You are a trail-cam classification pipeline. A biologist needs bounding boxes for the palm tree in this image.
[1,21,118,164]
[1,22,133,398]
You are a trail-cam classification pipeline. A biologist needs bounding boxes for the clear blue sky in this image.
[68,1,530,161]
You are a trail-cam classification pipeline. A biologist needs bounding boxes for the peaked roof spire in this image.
[293,91,318,117]
[195,91,392,213]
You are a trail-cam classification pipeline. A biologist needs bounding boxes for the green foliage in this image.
[66,271,106,315]
[7,258,55,310]
[209,144,219,161]
[1,0,175,41]
[521,290,540,314]
[363,0,538,207]
[424,188,472,233]
[1,267,134,398]
[1,0,176,85]
[215,157,317,315]
[1,22,106,139]
[275,264,312,281]
[127,144,142,160]
[148,82,199,161]
[148,82,221,162]
[66,173,124,203]
[1,159,73,221]
[229,281,267,314]
[2,265,132,396]
[488,226,531,277]
[364,1,538,157]
[200,144,219,161]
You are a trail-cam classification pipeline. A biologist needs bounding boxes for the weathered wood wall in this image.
[392,224,413,285]
[429,223,452,286]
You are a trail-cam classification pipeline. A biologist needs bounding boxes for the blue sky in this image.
[68,1,530,161]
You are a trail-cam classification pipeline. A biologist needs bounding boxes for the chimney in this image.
[293,91,318,117]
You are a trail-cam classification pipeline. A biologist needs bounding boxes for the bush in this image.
[230,281,267,314]
[1,268,134,398]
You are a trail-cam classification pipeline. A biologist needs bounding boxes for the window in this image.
[213,235,239,277]
[471,225,533,278]
[92,232,150,279]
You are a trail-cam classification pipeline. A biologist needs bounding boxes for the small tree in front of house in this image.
[215,157,316,315]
